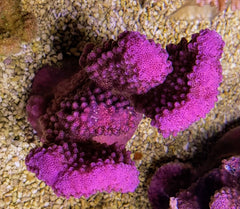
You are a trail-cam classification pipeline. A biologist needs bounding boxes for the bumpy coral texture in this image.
[148,127,240,209]
[27,65,141,145]
[81,31,172,96]
[210,187,240,209]
[40,81,141,144]
[25,140,139,198]
[26,29,224,200]
[26,65,77,135]
[133,29,224,137]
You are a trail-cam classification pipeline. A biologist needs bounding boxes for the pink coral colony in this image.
[26,29,224,198]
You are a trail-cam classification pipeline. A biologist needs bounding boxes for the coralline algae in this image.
[0,0,37,55]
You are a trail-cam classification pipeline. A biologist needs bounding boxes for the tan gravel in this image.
[0,0,240,208]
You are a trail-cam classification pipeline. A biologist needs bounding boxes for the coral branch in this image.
[81,31,172,96]
[132,29,224,137]
[26,140,139,198]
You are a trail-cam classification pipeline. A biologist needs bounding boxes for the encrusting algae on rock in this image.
[168,0,220,21]
[196,0,240,11]
[0,0,37,56]
[167,0,240,21]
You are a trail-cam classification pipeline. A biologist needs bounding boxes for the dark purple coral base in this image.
[148,127,240,209]
[27,64,142,145]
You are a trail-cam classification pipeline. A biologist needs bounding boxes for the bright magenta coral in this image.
[39,82,142,144]
[25,140,139,198]
[133,29,224,137]
[81,31,172,96]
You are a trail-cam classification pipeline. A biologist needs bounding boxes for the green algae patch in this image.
[0,0,37,56]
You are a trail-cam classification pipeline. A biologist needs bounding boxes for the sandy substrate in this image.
[0,0,240,208]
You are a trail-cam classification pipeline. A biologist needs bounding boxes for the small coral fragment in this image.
[169,0,239,21]
[168,0,219,21]
[133,151,143,160]
[196,0,240,11]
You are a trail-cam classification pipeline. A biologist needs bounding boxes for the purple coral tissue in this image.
[81,31,172,96]
[133,29,224,137]
[148,127,240,209]
[26,140,139,198]
[27,65,141,145]
[25,29,224,199]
